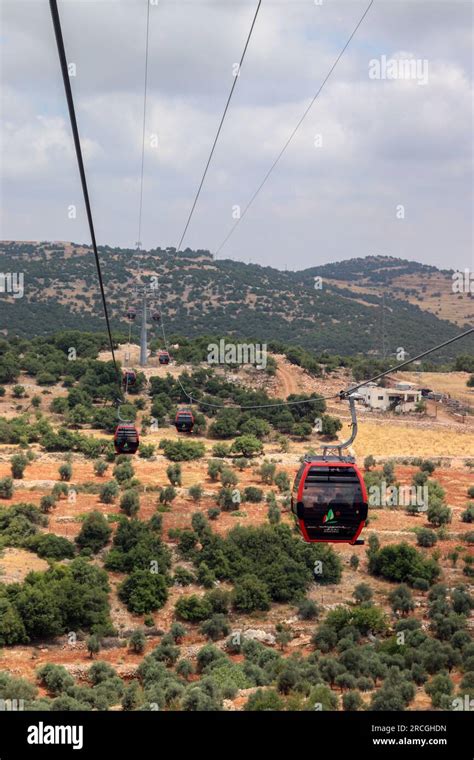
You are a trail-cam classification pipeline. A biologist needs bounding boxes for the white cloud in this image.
[0,0,472,270]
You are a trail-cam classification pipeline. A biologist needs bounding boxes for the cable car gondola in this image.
[122,370,136,388]
[291,455,367,544]
[175,408,194,433]
[158,350,170,365]
[114,424,139,455]
[126,306,136,321]
[151,310,161,323]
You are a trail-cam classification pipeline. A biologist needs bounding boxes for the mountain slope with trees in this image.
[1,242,472,360]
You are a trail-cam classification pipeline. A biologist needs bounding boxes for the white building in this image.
[358,382,422,412]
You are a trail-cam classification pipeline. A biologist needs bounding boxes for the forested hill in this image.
[303,256,444,282]
[1,242,472,360]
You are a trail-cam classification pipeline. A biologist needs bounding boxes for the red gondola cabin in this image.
[175,408,194,433]
[291,456,367,544]
[158,350,170,365]
[114,424,139,455]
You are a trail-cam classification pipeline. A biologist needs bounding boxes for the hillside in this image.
[308,256,474,328]
[0,331,473,714]
[1,242,472,360]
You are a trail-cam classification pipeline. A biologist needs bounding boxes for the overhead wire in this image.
[214,0,375,257]
[155,0,270,408]
[175,0,262,253]
[152,0,472,411]
[342,327,474,398]
[50,0,473,421]
[125,0,152,379]
[49,0,123,400]
[154,0,378,410]
[137,0,151,258]
[155,326,474,412]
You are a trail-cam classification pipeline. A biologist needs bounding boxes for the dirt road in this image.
[275,360,299,398]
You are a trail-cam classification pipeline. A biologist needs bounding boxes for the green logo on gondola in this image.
[323,508,336,524]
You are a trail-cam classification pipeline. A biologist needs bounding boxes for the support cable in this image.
[214,0,375,257]
[49,0,122,399]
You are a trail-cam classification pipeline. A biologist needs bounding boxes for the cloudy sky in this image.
[0,0,472,271]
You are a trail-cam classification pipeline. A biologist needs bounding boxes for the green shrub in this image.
[37,664,74,696]
[93,460,108,477]
[268,503,280,525]
[220,467,238,487]
[259,461,276,484]
[99,480,119,504]
[197,562,216,588]
[175,595,212,622]
[274,471,290,492]
[208,459,223,481]
[364,455,376,471]
[416,528,438,548]
[388,584,415,616]
[40,494,56,513]
[59,462,72,482]
[0,476,13,499]
[11,558,111,642]
[27,534,75,560]
[231,435,263,458]
[240,418,271,439]
[173,567,196,586]
[342,690,363,711]
[197,523,342,601]
[427,502,452,527]
[138,443,155,459]
[297,599,320,620]
[461,505,474,523]
[425,674,454,708]
[216,486,238,511]
[11,454,28,479]
[291,422,313,440]
[88,661,117,685]
[232,575,271,613]
[113,460,134,484]
[243,486,263,503]
[159,486,176,506]
[159,439,205,462]
[244,688,284,711]
[118,570,168,614]
[167,463,182,486]
[200,614,231,641]
[325,605,388,635]
[188,484,203,502]
[120,489,140,517]
[234,457,250,471]
[368,542,440,586]
[76,511,112,553]
[212,443,230,458]
[418,459,435,475]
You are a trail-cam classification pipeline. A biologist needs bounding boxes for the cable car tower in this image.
[126,281,162,368]
[139,291,148,367]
